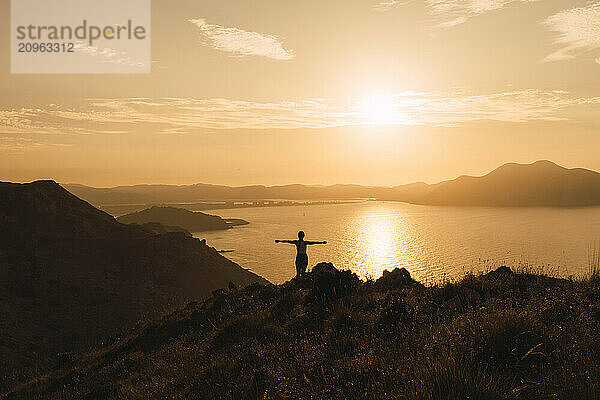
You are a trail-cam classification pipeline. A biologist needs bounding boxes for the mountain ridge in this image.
[411,160,600,206]
[0,180,266,391]
[63,161,600,208]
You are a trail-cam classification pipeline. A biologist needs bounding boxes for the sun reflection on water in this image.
[348,206,412,280]
[199,201,600,285]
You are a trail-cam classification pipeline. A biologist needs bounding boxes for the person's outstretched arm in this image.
[275,240,296,244]
[306,241,327,245]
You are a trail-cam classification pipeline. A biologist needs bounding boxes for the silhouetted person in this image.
[275,231,327,277]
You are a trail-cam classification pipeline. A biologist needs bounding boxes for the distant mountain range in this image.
[65,161,600,208]
[0,181,266,391]
[117,206,249,232]
[64,182,387,205]
[388,160,600,207]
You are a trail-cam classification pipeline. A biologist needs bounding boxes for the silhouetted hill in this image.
[65,161,600,208]
[64,182,388,206]
[0,181,266,392]
[388,181,434,203]
[117,206,246,232]
[410,160,600,206]
[135,222,193,236]
[6,264,600,399]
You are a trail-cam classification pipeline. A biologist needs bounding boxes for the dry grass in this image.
[589,241,600,279]
[5,263,600,400]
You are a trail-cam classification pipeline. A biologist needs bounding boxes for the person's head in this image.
[298,231,305,239]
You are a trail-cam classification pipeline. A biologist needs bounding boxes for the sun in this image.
[361,94,397,125]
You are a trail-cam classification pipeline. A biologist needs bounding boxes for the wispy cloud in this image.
[375,0,416,11]
[0,110,37,133]
[385,89,597,125]
[0,134,73,153]
[73,42,147,67]
[0,90,597,142]
[543,2,600,63]
[378,0,538,27]
[82,98,346,129]
[188,18,294,60]
[0,136,44,152]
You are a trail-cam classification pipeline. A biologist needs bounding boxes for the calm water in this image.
[196,202,600,284]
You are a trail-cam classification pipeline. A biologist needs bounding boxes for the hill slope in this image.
[5,264,600,399]
[411,160,600,206]
[0,181,266,392]
[117,206,246,232]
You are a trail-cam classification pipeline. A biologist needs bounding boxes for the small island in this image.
[117,206,248,232]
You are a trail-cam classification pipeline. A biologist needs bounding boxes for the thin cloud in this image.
[0,137,44,153]
[375,0,415,11]
[188,18,294,60]
[0,109,56,133]
[378,0,538,27]
[0,90,598,142]
[392,89,596,125]
[73,42,147,68]
[543,2,600,63]
[0,135,72,153]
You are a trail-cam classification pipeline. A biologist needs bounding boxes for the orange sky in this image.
[1,0,600,186]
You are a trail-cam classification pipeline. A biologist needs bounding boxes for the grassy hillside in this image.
[6,264,600,399]
[0,181,266,392]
